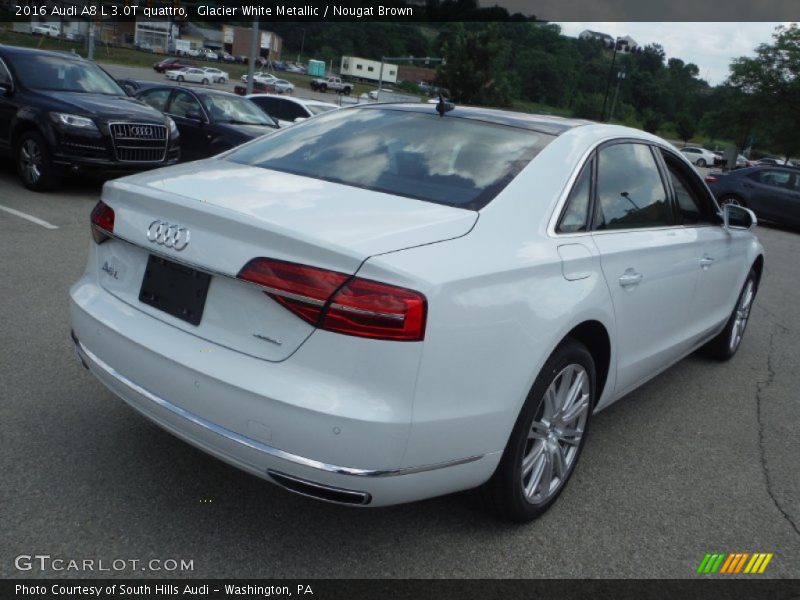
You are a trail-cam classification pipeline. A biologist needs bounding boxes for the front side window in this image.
[0,59,12,86]
[595,143,671,230]
[661,151,715,225]
[226,107,554,209]
[139,89,171,112]
[168,90,203,119]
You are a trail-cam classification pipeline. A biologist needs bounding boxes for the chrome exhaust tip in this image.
[267,470,372,506]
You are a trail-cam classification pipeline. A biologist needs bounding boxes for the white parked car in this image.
[680,146,718,167]
[246,94,338,127]
[272,79,295,94]
[200,49,218,61]
[241,71,277,85]
[368,88,394,100]
[71,105,763,521]
[165,67,212,84]
[31,23,60,37]
[201,67,229,84]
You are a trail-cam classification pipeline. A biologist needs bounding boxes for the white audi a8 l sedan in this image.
[70,103,763,521]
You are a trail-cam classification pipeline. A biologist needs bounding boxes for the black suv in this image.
[0,45,180,191]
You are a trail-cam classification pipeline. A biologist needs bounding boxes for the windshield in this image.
[200,94,276,127]
[227,107,553,209]
[12,54,125,95]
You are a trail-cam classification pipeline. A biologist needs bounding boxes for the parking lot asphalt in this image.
[1,162,799,579]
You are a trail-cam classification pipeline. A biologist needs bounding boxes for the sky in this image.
[552,23,792,86]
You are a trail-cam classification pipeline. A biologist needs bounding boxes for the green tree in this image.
[675,113,697,143]
[437,23,515,106]
[728,24,800,160]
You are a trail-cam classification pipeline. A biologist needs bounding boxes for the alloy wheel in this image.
[521,364,590,505]
[19,139,43,185]
[730,279,755,352]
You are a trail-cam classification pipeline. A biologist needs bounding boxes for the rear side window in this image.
[227,108,554,210]
[753,169,792,188]
[595,143,671,230]
[557,159,592,233]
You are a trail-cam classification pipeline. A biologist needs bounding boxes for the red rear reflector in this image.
[704,175,718,184]
[90,200,115,244]
[238,258,427,341]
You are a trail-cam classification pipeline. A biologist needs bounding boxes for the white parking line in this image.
[0,204,59,230]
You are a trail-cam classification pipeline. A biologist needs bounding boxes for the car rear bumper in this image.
[69,276,497,507]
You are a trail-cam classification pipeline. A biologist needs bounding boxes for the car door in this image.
[165,90,208,162]
[659,148,748,341]
[590,141,700,396]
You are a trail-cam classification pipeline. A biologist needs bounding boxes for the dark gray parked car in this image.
[706,165,800,228]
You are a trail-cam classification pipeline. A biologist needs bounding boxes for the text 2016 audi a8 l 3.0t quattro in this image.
[70,103,763,521]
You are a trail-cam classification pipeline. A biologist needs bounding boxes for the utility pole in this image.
[601,38,627,121]
[87,22,95,61]
[609,70,626,122]
[246,17,258,95]
[297,28,305,64]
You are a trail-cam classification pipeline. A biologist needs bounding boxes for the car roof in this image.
[0,44,86,61]
[353,103,591,135]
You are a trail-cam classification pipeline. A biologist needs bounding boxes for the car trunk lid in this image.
[94,160,476,361]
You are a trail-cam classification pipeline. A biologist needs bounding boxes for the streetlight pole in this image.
[297,28,305,64]
[600,37,627,122]
[246,17,258,95]
[609,70,626,122]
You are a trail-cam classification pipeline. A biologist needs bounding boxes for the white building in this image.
[340,56,398,84]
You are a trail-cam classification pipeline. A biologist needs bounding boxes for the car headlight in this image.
[166,117,178,136]
[50,112,98,130]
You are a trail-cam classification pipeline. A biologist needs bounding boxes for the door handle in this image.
[618,269,643,288]
[700,255,715,269]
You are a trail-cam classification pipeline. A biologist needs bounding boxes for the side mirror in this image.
[722,203,757,232]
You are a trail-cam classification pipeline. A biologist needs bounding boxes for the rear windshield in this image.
[226,108,554,209]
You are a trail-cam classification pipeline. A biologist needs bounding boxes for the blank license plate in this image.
[139,255,211,326]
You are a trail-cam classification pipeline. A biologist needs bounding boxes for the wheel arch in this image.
[564,320,611,405]
[752,254,764,288]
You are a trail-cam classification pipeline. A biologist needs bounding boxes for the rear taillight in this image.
[238,258,427,341]
[90,200,115,244]
[704,175,719,184]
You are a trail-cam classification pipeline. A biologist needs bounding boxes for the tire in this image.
[344,87,351,96]
[177,75,184,82]
[483,339,596,522]
[202,78,209,85]
[700,269,758,361]
[15,130,61,192]
[697,158,707,167]
[718,194,745,208]
[319,84,327,93]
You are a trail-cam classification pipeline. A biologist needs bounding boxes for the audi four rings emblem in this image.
[147,221,190,251]
[131,126,153,137]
